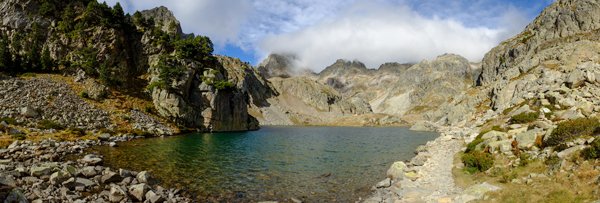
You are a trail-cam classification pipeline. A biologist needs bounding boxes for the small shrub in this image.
[465,138,485,153]
[11,133,26,140]
[582,139,600,160]
[462,151,494,173]
[144,105,154,113]
[80,91,89,99]
[519,153,531,166]
[37,120,64,130]
[491,125,505,132]
[510,112,539,124]
[555,143,569,152]
[544,118,600,147]
[67,127,86,137]
[545,155,561,167]
[0,117,18,125]
[214,80,235,90]
[500,171,517,183]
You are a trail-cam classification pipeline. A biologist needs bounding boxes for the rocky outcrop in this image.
[478,0,600,111]
[257,54,297,78]
[149,57,261,132]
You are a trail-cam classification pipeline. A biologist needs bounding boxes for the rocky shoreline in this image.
[365,126,503,203]
[0,135,192,203]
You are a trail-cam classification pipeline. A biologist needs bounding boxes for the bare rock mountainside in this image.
[0,0,266,133]
[253,53,481,128]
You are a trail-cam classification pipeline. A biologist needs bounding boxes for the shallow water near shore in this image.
[92,126,437,202]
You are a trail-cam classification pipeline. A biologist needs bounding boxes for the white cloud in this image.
[99,0,252,47]
[258,1,530,70]
[99,0,545,71]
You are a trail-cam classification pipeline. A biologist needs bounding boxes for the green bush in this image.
[510,112,539,124]
[582,138,600,160]
[544,118,600,147]
[0,117,18,125]
[462,151,494,173]
[465,138,485,153]
[11,133,26,140]
[214,80,235,90]
[80,91,89,99]
[38,120,65,130]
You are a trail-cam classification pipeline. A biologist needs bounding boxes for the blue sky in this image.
[102,0,554,71]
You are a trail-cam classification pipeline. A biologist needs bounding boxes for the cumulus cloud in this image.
[100,0,252,47]
[258,1,530,70]
[99,0,549,71]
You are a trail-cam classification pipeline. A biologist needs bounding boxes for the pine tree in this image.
[0,36,11,72]
[40,47,53,72]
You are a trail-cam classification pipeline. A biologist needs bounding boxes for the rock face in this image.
[0,0,267,133]
[257,54,297,78]
[478,0,600,111]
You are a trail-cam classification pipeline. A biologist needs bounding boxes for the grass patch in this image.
[11,133,26,140]
[510,112,539,124]
[544,118,600,147]
[0,117,18,125]
[37,120,65,130]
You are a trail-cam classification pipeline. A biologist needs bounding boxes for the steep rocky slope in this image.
[0,0,263,132]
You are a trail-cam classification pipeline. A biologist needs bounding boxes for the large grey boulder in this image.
[49,170,71,185]
[128,183,150,201]
[20,106,39,118]
[109,185,127,202]
[386,161,407,180]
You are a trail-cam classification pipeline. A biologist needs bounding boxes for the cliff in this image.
[0,0,262,133]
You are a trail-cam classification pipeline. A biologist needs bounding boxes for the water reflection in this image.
[93,126,437,202]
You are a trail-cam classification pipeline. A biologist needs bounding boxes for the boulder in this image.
[128,183,150,201]
[81,166,97,177]
[487,140,512,154]
[559,108,585,120]
[4,188,28,203]
[557,145,585,159]
[20,106,39,118]
[101,171,123,184]
[0,175,16,187]
[136,171,153,184]
[49,170,72,185]
[145,190,165,203]
[63,177,95,189]
[109,185,127,202]
[481,131,508,141]
[80,154,103,166]
[118,169,133,178]
[386,161,407,180]
[375,178,392,188]
[516,129,542,149]
[98,133,111,141]
[30,164,58,177]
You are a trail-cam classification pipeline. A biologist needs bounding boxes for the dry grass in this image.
[454,152,600,203]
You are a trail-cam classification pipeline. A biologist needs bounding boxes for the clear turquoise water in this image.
[93,126,437,202]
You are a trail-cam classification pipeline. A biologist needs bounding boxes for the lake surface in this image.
[92,126,437,202]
